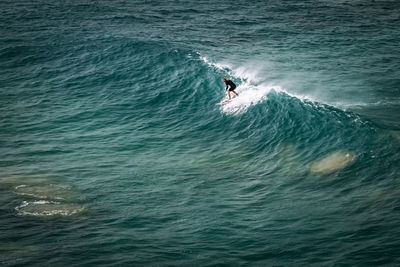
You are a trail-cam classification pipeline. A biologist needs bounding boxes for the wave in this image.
[197,53,400,130]
[199,54,337,115]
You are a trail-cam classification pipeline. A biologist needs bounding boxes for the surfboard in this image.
[216,99,230,105]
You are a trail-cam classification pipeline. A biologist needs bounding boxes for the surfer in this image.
[222,77,239,101]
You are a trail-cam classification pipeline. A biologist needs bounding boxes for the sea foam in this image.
[15,200,85,217]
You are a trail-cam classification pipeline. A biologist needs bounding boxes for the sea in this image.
[1,0,400,265]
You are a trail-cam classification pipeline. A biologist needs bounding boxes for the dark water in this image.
[1,0,400,265]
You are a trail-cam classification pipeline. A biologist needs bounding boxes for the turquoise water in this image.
[1,0,400,265]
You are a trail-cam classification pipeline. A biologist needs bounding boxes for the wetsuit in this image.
[224,80,237,91]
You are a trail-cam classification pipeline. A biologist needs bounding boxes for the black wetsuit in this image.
[224,80,237,91]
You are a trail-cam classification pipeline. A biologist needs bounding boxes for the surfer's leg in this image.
[227,91,231,100]
[232,90,239,96]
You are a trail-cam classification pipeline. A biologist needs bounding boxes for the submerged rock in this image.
[0,174,85,217]
[310,150,355,175]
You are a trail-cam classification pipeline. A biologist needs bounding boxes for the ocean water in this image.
[1,0,400,265]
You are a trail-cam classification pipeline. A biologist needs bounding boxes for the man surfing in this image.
[222,77,239,101]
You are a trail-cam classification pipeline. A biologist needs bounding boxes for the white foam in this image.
[199,56,231,72]
[16,200,53,210]
[220,83,275,114]
[15,200,85,217]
